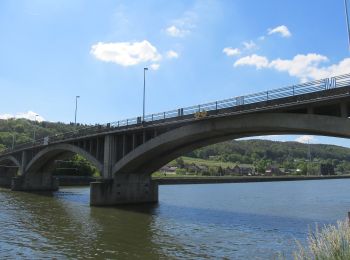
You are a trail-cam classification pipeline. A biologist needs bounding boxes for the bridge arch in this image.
[0,155,21,187]
[113,113,350,175]
[25,143,103,175]
[0,155,20,168]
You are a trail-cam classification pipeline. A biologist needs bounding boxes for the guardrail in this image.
[1,73,350,155]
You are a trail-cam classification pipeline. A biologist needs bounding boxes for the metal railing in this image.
[1,73,350,155]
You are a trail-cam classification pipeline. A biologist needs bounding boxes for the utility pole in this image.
[75,96,80,127]
[307,140,312,176]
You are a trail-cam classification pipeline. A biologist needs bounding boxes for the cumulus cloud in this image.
[234,54,269,69]
[165,10,197,38]
[0,111,44,122]
[90,40,162,66]
[166,50,179,59]
[269,54,329,81]
[243,40,257,50]
[268,25,292,38]
[234,53,350,81]
[223,47,240,57]
[295,135,315,143]
[150,63,160,70]
[166,25,190,37]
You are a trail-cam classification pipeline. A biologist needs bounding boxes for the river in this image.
[1,179,350,259]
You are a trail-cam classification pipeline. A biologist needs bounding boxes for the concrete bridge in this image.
[1,74,350,206]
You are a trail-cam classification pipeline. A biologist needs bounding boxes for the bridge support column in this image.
[341,102,348,118]
[11,174,59,191]
[103,135,117,179]
[90,174,158,206]
[0,166,18,188]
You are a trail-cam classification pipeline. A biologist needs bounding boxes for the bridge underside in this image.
[91,112,350,206]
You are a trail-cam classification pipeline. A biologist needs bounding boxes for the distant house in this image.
[265,165,281,176]
[225,165,254,176]
[240,165,254,175]
[160,166,177,174]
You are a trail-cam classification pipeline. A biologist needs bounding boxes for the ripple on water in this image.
[1,180,350,259]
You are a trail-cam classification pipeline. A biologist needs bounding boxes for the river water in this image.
[1,179,350,259]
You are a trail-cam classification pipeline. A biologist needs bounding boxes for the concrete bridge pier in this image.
[11,174,59,191]
[0,167,18,188]
[90,173,158,206]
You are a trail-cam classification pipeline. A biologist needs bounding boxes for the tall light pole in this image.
[75,96,80,126]
[11,134,15,150]
[143,67,148,122]
[33,114,39,143]
[345,0,350,51]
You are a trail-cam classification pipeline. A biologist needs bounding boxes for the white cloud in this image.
[234,53,350,82]
[166,25,190,37]
[234,54,269,69]
[165,10,197,38]
[269,54,329,82]
[268,25,292,38]
[295,135,315,143]
[243,40,257,50]
[166,50,179,59]
[150,63,160,70]
[223,47,240,57]
[90,40,162,67]
[0,111,44,122]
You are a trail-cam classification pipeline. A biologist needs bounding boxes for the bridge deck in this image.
[1,74,350,156]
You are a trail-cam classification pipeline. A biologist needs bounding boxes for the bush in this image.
[294,219,350,260]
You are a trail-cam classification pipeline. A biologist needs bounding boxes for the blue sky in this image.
[1,0,350,147]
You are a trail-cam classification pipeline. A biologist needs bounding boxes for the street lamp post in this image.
[143,67,148,122]
[33,114,39,143]
[12,134,15,150]
[345,0,350,50]
[75,96,80,126]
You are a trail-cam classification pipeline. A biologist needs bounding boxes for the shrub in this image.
[294,219,350,260]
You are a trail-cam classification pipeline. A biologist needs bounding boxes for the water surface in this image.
[1,179,350,259]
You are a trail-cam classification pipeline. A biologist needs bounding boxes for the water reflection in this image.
[1,179,350,259]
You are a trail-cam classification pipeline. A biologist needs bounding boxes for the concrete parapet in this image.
[90,174,158,206]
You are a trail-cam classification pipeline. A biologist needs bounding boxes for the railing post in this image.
[126,119,128,126]
[117,121,119,127]
[198,105,201,112]
[266,91,269,101]
[215,101,218,110]
[152,114,154,121]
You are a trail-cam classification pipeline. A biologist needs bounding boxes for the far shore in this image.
[152,174,350,185]
[55,174,350,186]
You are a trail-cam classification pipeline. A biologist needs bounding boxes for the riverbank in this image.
[153,174,350,185]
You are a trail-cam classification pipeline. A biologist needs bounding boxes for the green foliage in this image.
[294,219,350,260]
[175,168,187,175]
[175,157,185,168]
[187,139,350,174]
[53,155,99,177]
[0,118,99,176]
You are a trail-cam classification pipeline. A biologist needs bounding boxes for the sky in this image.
[0,0,350,147]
